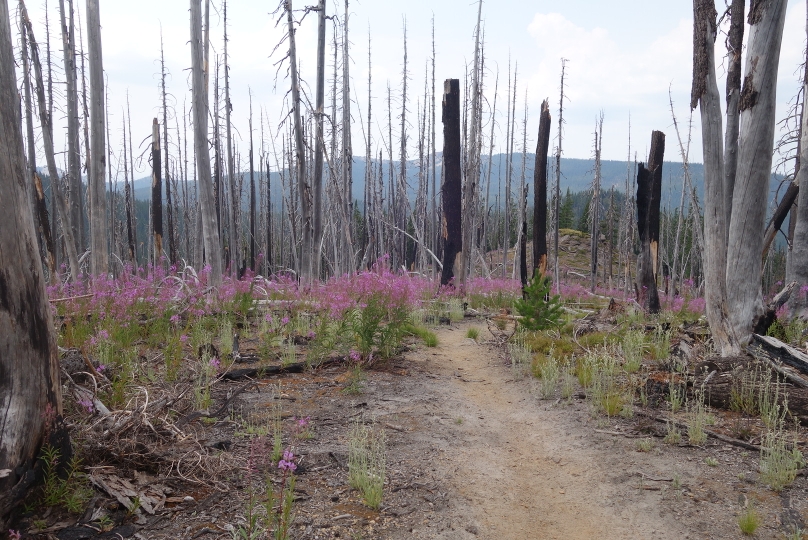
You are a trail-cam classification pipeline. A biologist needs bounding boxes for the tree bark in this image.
[723,0,745,230]
[533,99,551,278]
[285,0,311,282]
[313,0,326,275]
[441,79,462,286]
[86,0,108,276]
[151,118,164,265]
[635,130,664,313]
[0,0,63,523]
[21,1,80,283]
[789,8,808,317]
[59,0,83,254]
[190,0,223,286]
[726,0,788,344]
[692,0,735,353]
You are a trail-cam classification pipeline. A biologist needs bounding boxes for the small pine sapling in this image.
[514,273,563,331]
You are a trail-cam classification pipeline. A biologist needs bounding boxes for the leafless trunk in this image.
[441,79,462,286]
[190,0,223,286]
[554,59,567,291]
[86,0,108,276]
[249,92,256,272]
[725,0,788,342]
[21,1,80,282]
[160,34,175,264]
[151,118,164,265]
[635,130,664,314]
[591,114,603,293]
[283,0,311,281]
[692,0,734,352]
[723,0,745,231]
[59,0,82,253]
[786,2,808,316]
[0,0,63,523]
[532,99,551,278]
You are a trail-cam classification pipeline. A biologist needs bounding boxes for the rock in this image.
[465,524,479,535]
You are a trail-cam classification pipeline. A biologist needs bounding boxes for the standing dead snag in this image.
[86,0,108,276]
[533,99,551,278]
[190,0,223,287]
[151,118,164,265]
[0,0,64,525]
[441,79,462,286]
[635,130,665,314]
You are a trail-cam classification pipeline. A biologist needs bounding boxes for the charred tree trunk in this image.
[151,118,164,265]
[440,79,462,286]
[249,93,256,272]
[635,130,664,313]
[0,0,64,524]
[533,99,551,278]
[312,0,326,274]
[160,36,175,264]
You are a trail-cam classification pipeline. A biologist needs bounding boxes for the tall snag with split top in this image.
[441,79,462,286]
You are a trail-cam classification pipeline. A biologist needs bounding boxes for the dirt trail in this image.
[389,321,696,539]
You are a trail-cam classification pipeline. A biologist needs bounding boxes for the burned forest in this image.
[2,0,808,538]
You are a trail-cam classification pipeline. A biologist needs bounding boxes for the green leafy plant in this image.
[466,327,480,340]
[687,394,708,446]
[342,366,366,395]
[636,438,654,452]
[513,274,563,331]
[40,444,92,513]
[759,425,804,491]
[621,330,645,373]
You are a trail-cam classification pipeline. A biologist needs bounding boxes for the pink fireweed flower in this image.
[180,334,189,344]
[349,350,361,362]
[281,316,290,325]
[278,449,297,471]
[209,357,221,370]
[96,364,106,373]
[78,399,94,413]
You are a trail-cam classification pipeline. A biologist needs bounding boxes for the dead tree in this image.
[635,130,665,313]
[461,0,483,284]
[553,59,567,291]
[692,0,788,352]
[590,114,603,293]
[20,6,55,280]
[21,1,80,282]
[190,0,223,286]
[788,4,808,316]
[58,0,82,253]
[86,0,108,276]
[441,79,462,286]
[533,99,551,278]
[151,118,164,264]
[312,0,326,274]
[0,0,64,524]
[160,34,176,264]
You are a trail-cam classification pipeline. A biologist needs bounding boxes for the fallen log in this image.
[751,334,808,377]
[692,355,808,425]
[221,356,346,381]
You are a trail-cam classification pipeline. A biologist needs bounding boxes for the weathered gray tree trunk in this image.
[692,0,735,353]
[635,130,664,314]
[0,0,63,524]
[190,0,223,286]
[59,0,83,254]
[223,0,239,275]
[788,2,808,317]
[533,99,551,278]
[151,118,164,265]
[591,115,603,292]
[313,0,326,274]
[723,0,745,231]
[284,0,311,282]
[160,36,176,264]
[441,79,462,286]
[725,0,788,343]
[86,0,107,276]
[20,6,55,280]
[21,1,80,282]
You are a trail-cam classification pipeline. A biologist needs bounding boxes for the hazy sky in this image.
[18,0,807,181]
